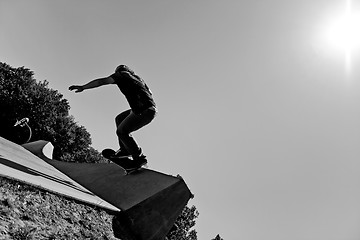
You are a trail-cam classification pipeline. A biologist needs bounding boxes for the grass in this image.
[0,176,119,240]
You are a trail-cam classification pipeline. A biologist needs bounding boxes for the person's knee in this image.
[115,115,123,126]
[116,127,130,137]
[115,119,119,126]
[115,110,131,126]
[116,127,123,136]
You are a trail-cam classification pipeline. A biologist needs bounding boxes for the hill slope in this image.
[0,176,118,240]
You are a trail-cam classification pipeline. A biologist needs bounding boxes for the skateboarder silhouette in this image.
[69,65,157,169]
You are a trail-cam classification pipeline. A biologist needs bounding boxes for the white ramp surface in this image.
[0,137,119,212]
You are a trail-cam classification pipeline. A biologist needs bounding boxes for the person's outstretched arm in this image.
[69,76,115,93]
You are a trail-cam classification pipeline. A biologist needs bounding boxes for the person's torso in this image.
[110,71,156,114]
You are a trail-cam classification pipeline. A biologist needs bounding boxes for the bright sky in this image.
[1,0,360,239]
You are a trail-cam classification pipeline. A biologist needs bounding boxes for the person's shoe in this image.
[132,153,148,167]
[121,155,147,174]
[114,149,131,158]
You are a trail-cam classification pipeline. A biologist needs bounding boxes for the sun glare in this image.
[325,6,360,53]
[326,13,360,51]
[321,0,360,73]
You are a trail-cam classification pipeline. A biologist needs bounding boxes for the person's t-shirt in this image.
[110,71,156,114]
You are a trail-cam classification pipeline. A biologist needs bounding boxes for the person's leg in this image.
[116,109,156,158]
[115,109,132,154]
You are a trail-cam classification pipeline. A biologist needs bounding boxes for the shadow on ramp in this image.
[23,140,193,240]
[0,157,90,194]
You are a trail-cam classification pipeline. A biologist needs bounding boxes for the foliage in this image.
[0,62,103,163]
[212,234,224,240]
[166,205,199,240]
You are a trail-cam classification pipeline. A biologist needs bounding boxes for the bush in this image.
[0,62,103,163]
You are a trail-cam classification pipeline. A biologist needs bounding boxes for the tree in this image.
[0,62,102,163]
[166,205,199,240]
[212,234,224,240]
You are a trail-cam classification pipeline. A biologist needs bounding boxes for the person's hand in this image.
[69,85,84,93]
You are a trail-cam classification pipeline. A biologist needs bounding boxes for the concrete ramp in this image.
[22,140,193,240]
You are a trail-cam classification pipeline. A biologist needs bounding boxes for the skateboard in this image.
[101,148,146,175]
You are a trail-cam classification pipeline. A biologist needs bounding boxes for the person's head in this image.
[115,64,141,79]
[115,65,134,74]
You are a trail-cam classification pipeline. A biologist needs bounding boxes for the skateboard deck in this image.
[101,148,144,175]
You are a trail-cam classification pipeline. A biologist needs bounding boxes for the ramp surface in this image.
[0,137,119,211]
[22,140,184,211]
[2,138,193,240]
